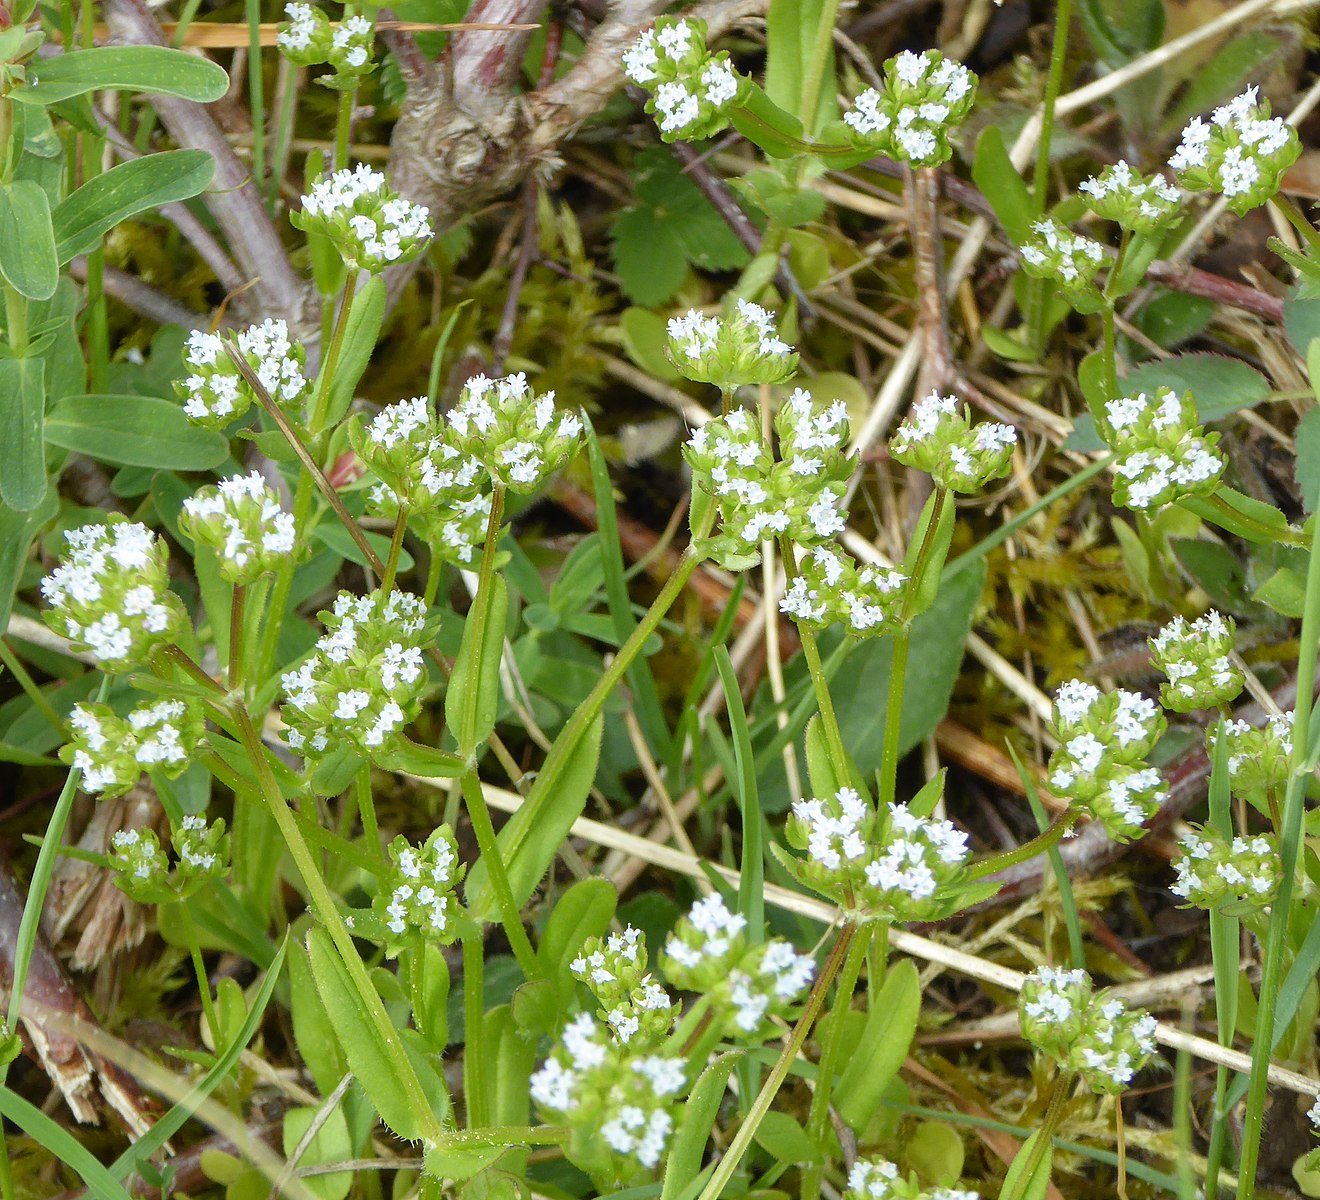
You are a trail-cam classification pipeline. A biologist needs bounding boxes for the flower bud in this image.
[1019,966,1093,1061]
[374,828,464,948]
[446,372,583,493]
[843,50,977,167]
[41,519,186,671]
[1104,386,1224,511]
[1079,160,1181,233]
[1169,86,1300,216]
[293,165,432,274]
[889,393,1016,493]
[64,698,204,797]
[1017,218,1106,297]
[280,589,429,759]
[181,471,300,585]
[1171,825,1280,911]
[622,17,745,143]
[176,319,311,429]
[1149,610,1242,712]
[667,300,798,391]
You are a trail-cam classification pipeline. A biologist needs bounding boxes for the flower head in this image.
[889,392,1017,493]
[1169,86,1300,215]
[1149,610,1241,712]
[374,828,464,948]
[176,318,311,429]
[280,589,430,760]
[572,926,675,1048]
[446,372,582,493]
[110,815,228,904]
[277,2,330,64]
[667,300,799,391]
[1017,218,1106,297]
[1104,386,1224,511]
[181,471,300,585]
[1079,160,1181,233]
[780,545,907,637]
[293,165,431,274]
[843,50,978,167]
[844,1158,981,1200]
[41,519,186,670]
[1206,713,1293,811]
[623,17,745,143]
[63,698,204,797]
[1171,826,1280,912]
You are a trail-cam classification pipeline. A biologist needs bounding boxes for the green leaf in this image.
[1163,31,1283,136]
[729,82,808,160]
[661,1053,742,1200]
[1179,486,1292,546]
[15,47,229,104]
[0,356,46,511]
[972,126,1033,245]
[1255,566,1307,618]
[764,0,834,131]
[536,877,616,1003]
[45,394,227,469]
[715,644,764,939]
[999,1131,1054,1200]
[0,1087,134,1200]
[446,573,508,754]
[283,1105,353,1200]
[981,325,1039,363]
[620,307,681,381]
[803,713,840,798]
[305,927,445,1142]
[51,150,214,263]
[1299,406,1320,513]
[1064,353,1272,451]
[1285,288,1320,359]
[373,738,464,779]
[0,180,57,300]
[312,522,413,572]
[905,1122,965,1187]
[323,275,386,427]
[836,958,919,1132]
[465,711,604,920]
[289,935,349,1097]
[752,1111,822,1165]
[900,488,956,619]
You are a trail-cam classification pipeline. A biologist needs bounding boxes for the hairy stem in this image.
[310,270,359,436]
[459,485,505,758]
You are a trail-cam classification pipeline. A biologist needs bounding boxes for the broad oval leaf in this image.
[0,180,58,300]
[835,958,920,1132]
[15,47,229,105]
[52,150,215,263]
[446,573,508,756]
[536,877,617,1002]
[0,357,47,511]
[45,394,227,469]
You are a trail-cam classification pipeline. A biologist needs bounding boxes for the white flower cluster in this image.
[788,788,971,922]
[1169,86,1300,216]
[667,300,799,391]
[280,589,429,759]
[277,3,374,78]
[109,827,167,889]
[1047,681,1167,842]
[110,815,228,904]
[845,1158,979,1200]
[351,396,492,566]
[180,471,299,586]
[1171,826,1279,911]
[1104,386,1224,511]
[373,829,464,947]
[447,372,583,493]
[660,894,814,1036]
[843,50,977,167]
[1079,160,1181,233]
[531,1014,685,1174]
[781,545,907,636]
[622,17,744,143]
[890,392,1017,493]
[1019,966,1158,1095]
[1148,610,1241,712]
[683,396,854,568]
[174,814,229,876]
[1310,1095,1320,1133]
[571,926,674,1047]
[176,318,311,429]
[1017,217,1106,295]
[1207,712,1294,813]
[41,520,186,671]
[64,697,203,797]
[293,165,432,274]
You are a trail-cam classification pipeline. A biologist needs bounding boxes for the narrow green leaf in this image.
[323,274,385,427]
[45,394,227,469]
[1295,407,1320,514]
[466,711,604,919]
[15,47,229,104]
[730,82,808,159]
[536,877,616,1003]
[752,1110,823,1165]
[835,958,919,1132]
[374,738,465,779]
[715,645,763,940]
[999,1131,1054,1200]
[446,573,508,754]
[803,714,839,798]
[52,150,214,263]
[0,180,58,300]
[1179,486,1292,546]
[972,126,1033,245]
[661,1053,742,1200]
[0,356,47,512]
[0,1087,134,1200]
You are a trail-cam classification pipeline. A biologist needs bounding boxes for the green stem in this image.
[1271,193,1320,255]
[228,583,247,696]
[267,56,300,208]
[459,770,539,981]
[246,0,265,193]
[665,992,714,1056]
[231,703,444,1144]
[459,485,505,758]
[694,925,855,1200]
[257,472,313,685]
[0,640,67,738]
[355,760,379,850]
[795,0,841,133]
[801,924,873,1200]
[1236,467,1320,1197]
[1100,303,1118,404]
[159,643,227,697]
[333,85,355,173]
[1203,1066,1230,1200]
[310,271,359,436]
[175,900,220,1046]
[462,934,488,1129]
[381,508,409,594]
[877,627,909,812]
[965,811,1078,881]
[3,284,27,355]
[1006,1071,1070,1200]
